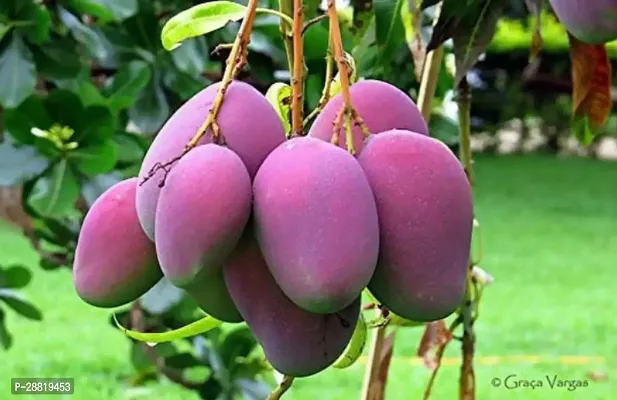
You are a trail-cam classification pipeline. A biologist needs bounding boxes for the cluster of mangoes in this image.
[72,79,473,377]
[549,0,617,44]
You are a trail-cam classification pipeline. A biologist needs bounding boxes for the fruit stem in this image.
[267,375,295,399]
[416,1,444,124]
[457,76,476,400]
[303,44,334,127]
[291,0,304,137]
[326,0,370,152]
[279,0,294,73]
[140,0,258,186]
[360,308,386,400]
[458,78,474,186]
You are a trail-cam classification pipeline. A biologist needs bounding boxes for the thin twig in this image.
[457,76,476,400]
[422,317,462,400]
[417,2,444,124]
[278,0,294,73]
[302,14,328,34]
[360,309,386,400]
[291,0,304,136]
[303,30,334,127]
[267,375,295,400]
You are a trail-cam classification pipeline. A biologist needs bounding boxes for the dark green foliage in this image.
[0,264,41,350]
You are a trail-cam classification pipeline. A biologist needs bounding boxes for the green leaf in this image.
[0,32,36,108]
[140,278,185,315]
[161,1,247,51]
[58,7,112,61]
[44,89,84,136]
[81,172,122,207]
[20,4,52,44]
[236,379,271,400]
[28,159,80,218]
[3,94,54,145]
[130,342,157,373]
[32,36,82,80]
[31,218,77,247]
[571,115,595,146]
[0,137,49,186]
[0,289,42,321]
[98,0,138,21]
[77,106,116,144]
[429,110,460,145]
[69,139,118,175]
[265,82,291,136]
[350,1,374,47]
[0,265,32,289]
[122,6,161,52]
[170,36,209,76]
[450,0,507,85]
[162,67,209,100]
[164,352,202,369]
[129,72,170,134]
[113,132,146,163]
[0,23,11,42]
[64,0,115,22]
[114,314,223,343]
[106,60,152,111]
[74,80,108,107]
[67,0,138,22]
[374,0,405,57]
[0,309,12,350]
[219,326,258,367]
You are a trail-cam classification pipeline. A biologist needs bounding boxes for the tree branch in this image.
[291,0,304,136]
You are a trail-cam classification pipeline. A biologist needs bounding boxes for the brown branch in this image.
[360,312,386,400]
[141,0,259,187]
[326,0,369,154]
[291,0,304,136]
[457,77,476,400]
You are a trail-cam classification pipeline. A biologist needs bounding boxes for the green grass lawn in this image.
[1,154,616,400]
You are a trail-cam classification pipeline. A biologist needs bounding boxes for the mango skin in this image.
[252,136,379,314]
[223,233,359,377]
[73,178,162,308]
[549,0,617,44]
[155,144,252,287]
[308,79,428,154]
[357,130,473,322]
[184,270,243,323]
[136,80,285,241]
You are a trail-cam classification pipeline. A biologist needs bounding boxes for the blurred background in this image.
[0,0,616,399]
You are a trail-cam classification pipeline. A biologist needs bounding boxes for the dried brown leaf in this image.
[417,320,452,370]
[568,33,612,145]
